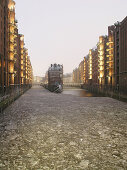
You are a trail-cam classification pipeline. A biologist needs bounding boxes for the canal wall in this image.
[82,84,127,102]
[0,85,32,113]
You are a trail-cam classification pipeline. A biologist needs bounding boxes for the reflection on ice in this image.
[62,88,103,97]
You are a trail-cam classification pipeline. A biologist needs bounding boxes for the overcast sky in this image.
[15,0,127,76]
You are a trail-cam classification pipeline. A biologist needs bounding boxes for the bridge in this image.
[0,86,127,169]
[63,83,82,88]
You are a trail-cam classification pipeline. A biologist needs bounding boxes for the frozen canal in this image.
[0,86,127,169]
[62,88,103,97]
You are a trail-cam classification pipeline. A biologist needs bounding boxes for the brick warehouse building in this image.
[0,0,33,96]
[106,25,115,87]
[79,60,84,84]
[0,0,9,93]
[19,34,25,85]
[84,55,89,84]
[114,22,121,90]
[87,48,99,85]
[81,16,127,96]
[14,24,20,85]
[91,49,98,85]
[97,36,108,86]
[8,0,16,85]
[119,16,127,94]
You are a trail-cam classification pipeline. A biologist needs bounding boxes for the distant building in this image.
[73,68,80,83]
[84,55,89,84]
[84,57,86,83]
[79,60,84,84]
[73,60,84,84]
[89,50,92,80]
[33,76,43,84]
[63,73,73,84]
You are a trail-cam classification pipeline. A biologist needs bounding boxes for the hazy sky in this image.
[15,0,127,76]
